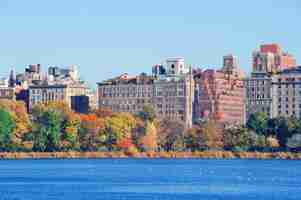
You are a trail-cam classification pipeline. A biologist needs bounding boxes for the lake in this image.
[0,158,300,200]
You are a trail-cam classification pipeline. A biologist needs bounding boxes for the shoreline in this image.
[1,151,301,160]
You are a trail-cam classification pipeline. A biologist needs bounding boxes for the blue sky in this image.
[0,0,300,87]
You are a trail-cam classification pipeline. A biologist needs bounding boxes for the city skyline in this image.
[0,0,301,85]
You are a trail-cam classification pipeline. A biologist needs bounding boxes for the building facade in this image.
[98,58,194,127]
[0,77,15,100]
[270,67,301,118]
[193,55,246,125]
[252,44,296,73]
[246,44,297,119]
[29,83,89,111]
[0,87,15,100]
[245,72,273,118]
[194,69,246,125]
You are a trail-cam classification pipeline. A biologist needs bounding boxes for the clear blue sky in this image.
[0,0,300,86]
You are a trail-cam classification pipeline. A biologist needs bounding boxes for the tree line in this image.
[0,99,300,153]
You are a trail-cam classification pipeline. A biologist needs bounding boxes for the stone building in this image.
[0,87,15,100]
[29,82,89,111]
[97,58,194,127]
[246,44,297,119]
[270,66,301,118]
[0,77,15,100]
[245,72,273,118]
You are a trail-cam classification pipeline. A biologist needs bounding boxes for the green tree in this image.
[33,111,62,152]
[0,108,15,151]
[224,125,254,151]
[271,117,300,148]
[246,112,268,135]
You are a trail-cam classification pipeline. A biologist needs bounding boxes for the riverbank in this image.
[1,151,301,160]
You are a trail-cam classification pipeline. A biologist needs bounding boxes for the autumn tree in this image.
[157,119,185,151]
[61,112,81,151]
[103,113,137,151]
[139,121,157,152]
[0,100,31,144]
[79,114,105,151]
[201,120,222,150]
[92,107,114,118]
[185,120,221,151]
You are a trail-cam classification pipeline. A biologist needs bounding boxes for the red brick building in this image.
[253,44,296,73]
[194,69,245,125]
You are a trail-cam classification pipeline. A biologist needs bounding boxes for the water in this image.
[0,159,300,200]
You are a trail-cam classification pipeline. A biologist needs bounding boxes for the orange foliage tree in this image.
[79,114,105,151]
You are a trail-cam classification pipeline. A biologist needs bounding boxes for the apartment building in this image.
[29,82,89,111]
[0,77,15,100]
[97,58,194,127]
[194,69,246,125]
[271,67,301,118]
[245,72,273,118]
[253,44,296,73]
[246,44,297,119]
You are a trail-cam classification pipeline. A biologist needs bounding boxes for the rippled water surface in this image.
[0,158,300,200]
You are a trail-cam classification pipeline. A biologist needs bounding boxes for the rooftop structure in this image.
[252,44,296,73]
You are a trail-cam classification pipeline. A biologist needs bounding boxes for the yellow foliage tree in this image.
[139,121,157,152]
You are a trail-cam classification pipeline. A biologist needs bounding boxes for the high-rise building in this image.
[246,44,297,119]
